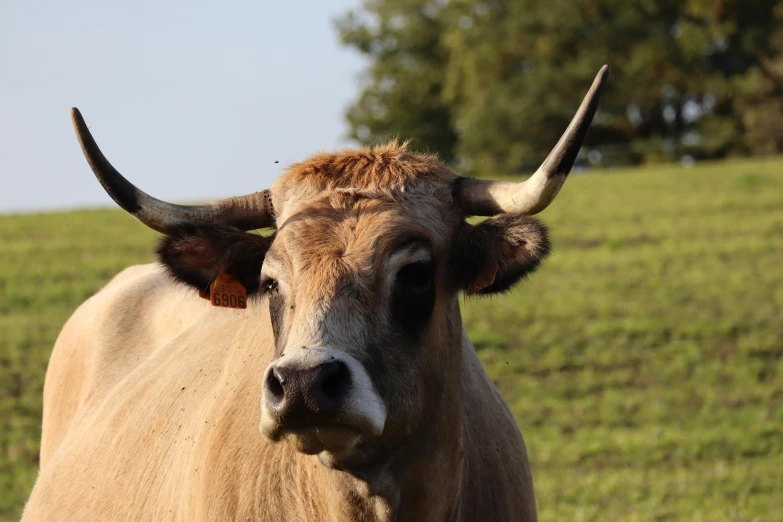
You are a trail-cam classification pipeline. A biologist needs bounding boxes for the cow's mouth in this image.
[279,424,362,456]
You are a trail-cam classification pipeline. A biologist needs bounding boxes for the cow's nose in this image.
[264,361,351,425]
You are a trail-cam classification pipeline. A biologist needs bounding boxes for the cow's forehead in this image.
[270,141,459,225]
[271,193,447,282]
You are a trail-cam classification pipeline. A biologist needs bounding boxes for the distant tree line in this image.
[336,0,783,172]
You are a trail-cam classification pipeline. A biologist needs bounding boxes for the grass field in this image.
[2,157,783,520]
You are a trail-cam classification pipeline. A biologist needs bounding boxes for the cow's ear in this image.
[452,215,551,295]
[156,225,274,294]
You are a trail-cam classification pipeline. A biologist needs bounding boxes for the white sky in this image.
[0,0,364,213]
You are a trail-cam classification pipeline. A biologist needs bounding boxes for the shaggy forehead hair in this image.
[271,141,460,223]
[283,141,457,191]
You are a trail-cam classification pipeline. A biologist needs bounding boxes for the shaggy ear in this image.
[156,225,274,294]
[452,215,551,295]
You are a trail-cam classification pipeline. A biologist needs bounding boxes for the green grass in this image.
[2,157,783,520]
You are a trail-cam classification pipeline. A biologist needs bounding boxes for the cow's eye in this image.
[261,278,279,294]
[392,260,435,332]
[396,261,434,291]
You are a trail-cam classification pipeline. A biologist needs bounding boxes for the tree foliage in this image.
[336,1,458,161]
[336,0,783,171]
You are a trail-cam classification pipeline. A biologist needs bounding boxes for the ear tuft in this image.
[156,225,274,294]
[453,215,551,295]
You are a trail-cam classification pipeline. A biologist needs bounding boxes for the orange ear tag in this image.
[467,264,499,295]
[208,273,247,309]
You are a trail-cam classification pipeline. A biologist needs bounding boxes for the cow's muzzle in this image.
[259,348,386,456]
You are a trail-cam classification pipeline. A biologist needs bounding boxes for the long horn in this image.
[459,65,609,216]
[70,108,274,233]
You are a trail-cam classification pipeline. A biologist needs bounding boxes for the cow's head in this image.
[71,66,608,472]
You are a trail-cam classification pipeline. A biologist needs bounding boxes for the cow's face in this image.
[256,185,458,469]
[155,145,551,470]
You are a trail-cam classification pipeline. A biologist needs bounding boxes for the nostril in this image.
[266,369,285,400]
[319,361,350,402]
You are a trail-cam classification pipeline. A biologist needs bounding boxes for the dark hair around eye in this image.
[396,261,435,290]
[392,260,436,333]
[260,277,279,295]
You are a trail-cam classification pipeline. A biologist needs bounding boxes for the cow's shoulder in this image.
[39,263,201,462]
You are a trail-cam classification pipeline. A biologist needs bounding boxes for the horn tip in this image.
[598,64,610,81]
[71,107,87,130]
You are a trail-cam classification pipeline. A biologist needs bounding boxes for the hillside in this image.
[2,157,782,520]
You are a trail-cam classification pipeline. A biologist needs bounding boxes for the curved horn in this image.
[70,108,274,233]
[459,65,610,216]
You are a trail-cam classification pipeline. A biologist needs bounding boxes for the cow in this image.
[22,66,608,522]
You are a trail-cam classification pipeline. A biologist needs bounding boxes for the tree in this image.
[335,1,458,161]
[337,0,783,171]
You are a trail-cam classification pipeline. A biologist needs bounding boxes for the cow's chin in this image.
[263,424,383,472]
[280,425,362,457]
